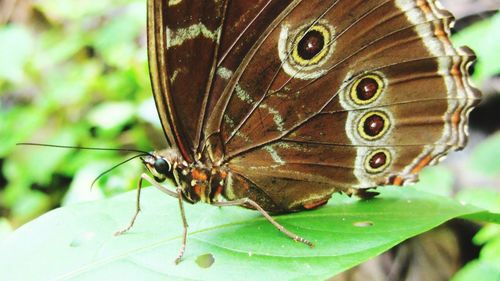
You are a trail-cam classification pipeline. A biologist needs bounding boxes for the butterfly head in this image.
[141,149,207,204]
[141,149,182,183]
[141,149,227,205]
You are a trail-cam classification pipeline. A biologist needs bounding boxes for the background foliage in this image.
[0,0,499,280]
[1,0,161,229]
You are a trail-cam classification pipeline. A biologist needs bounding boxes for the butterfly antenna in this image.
[90,153,150,190]
[17,142,154,190]
[16,142,153,156]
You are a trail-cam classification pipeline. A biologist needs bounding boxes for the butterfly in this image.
[115,0,481,264]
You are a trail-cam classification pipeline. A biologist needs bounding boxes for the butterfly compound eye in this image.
[154,158,171,175]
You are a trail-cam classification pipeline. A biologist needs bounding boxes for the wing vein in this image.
[217,0,274,66]
[223,0,342,145]
[224,16,458,161]
[195,0,232,155]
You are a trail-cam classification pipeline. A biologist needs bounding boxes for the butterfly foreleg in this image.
[138,173,189,264]
[174,186,188,265]
[115,172,189,264]
[114,173,146,236]
[212,198,314,248]
[114,173,179,235]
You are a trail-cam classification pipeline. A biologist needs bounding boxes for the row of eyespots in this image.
[290,23,389,145]
[350,74,392,174]
[290,23,392,175]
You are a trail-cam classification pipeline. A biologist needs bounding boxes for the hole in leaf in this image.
[70,231,96,247]
[195,253,215,268]
[353,221,374,227]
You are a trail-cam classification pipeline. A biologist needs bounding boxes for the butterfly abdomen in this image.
[176,164,228,205]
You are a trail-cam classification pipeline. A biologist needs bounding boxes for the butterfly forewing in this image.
[148,0,230,161]
[148,0,297,161]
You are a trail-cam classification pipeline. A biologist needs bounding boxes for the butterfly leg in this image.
[131,173,189,264]
[174,186,188,265]
[114,173,146,236]
[114,173,179,235]
[212,199,314,248]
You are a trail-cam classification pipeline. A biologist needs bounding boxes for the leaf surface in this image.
[0,186,494,281]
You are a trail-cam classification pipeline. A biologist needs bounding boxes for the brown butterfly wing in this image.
[201,0,480,212]
[148,0,294,161]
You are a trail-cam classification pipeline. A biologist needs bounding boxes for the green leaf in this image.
[452,191,500,281]
[452,223,500,281]
[457,188,500,214]
[456,188,500,224]
[452,260,500,281]
[0,186,494,280]
[474,224,500,245]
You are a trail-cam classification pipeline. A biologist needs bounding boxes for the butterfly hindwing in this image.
[203,0,480,211]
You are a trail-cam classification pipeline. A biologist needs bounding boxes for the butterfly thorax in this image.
[142,149,227,204]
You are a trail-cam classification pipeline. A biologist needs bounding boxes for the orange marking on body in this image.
[241,181,250,191]
[192,169,207,181]
[411,155,433,174]
[214,185,223,197]
[194,185,202,196]
[201,184,206,198]
[219,170,227,179]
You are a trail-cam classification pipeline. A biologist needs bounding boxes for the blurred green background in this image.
[0,0,167,230]
[0,0,499,280]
